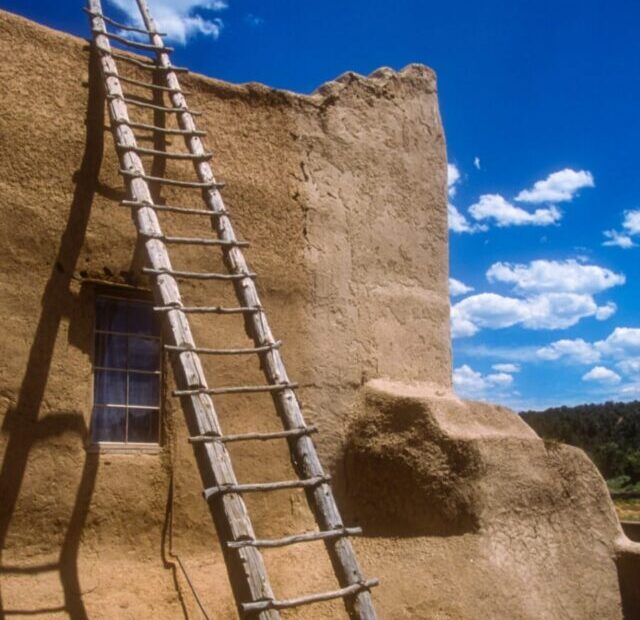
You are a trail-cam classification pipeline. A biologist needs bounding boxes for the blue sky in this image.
[4,0,640,411]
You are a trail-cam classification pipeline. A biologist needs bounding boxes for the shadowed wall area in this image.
[0,8,638,620]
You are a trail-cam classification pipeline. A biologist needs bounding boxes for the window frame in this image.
[88,287,164,453]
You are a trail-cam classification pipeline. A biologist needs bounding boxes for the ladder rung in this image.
[173,382,298,397]
[107,94,202,115]
[116,144,212,160]
[142,267,255,281]
[93,29,174,53]
[228,526,362,550]
[84,8,167,36]
[104,50,188,73]
[153,305,259,314]
[121,199,224,216]
[158,235,248,247]
[104,71,191,95]
[120,170,223,189]
[189,425,316,445]
[114,120,206,137]
[240,579,379,614]
[203,475,331,500]
[167,340,280,356]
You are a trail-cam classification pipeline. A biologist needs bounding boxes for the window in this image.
[91,294,162,445]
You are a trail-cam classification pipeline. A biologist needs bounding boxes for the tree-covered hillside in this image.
[521,401,640,491]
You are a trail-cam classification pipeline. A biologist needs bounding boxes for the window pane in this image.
[96,297,128,332]
[128,372,159,406]
[128,301,159,336]
[94,370,127,405]
[128,336,160,371]
[127,408,159,443]
[95,334,128,369]
[91,406,126,442]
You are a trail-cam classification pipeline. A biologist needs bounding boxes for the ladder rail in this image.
[133,1,378,617]
[87,4,279,618]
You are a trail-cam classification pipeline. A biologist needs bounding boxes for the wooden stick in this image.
[173,383,299,397]
[228,526,362,550]
[161,235,247,247]
[203,476,331,500]
[120,170,221,189]
[103,71,189,94]
[166,340,281,356]
[153,304,259,314]
[189,425,316,445]
[107,94,202,115]
[113,119,206,136]
[116,144,213,160]
[83,8,167,35]
[122,200,221,215]
[92,29,173,52]
[241,580,380,613]
[103,49,188,73]
[142,267,255,281]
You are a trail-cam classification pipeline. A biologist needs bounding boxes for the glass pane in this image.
[127,408,159,443]
[94,370,127,405]
[128,372,159,406]
[128,336,160,371]
[96,297,128,333]
[91,406,126,442]
[128,301,159,336]
[95,334,128,369]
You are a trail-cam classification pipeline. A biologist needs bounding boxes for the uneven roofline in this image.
[0,8,437,110]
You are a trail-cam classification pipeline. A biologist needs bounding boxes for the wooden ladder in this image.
[86,0,378,617]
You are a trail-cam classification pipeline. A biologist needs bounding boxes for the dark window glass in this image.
[128,337,160,371]
[92,407,126,443]
[128,373,159,406]
[91,295,161,445]
[95,334,128,369]
[128,408,160,443]
[94,370,127,405]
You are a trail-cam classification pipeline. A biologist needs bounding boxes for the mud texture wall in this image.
[1,8,638,620]
[0,8,449,619]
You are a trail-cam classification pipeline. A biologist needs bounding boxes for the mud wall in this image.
[0,9,449,618]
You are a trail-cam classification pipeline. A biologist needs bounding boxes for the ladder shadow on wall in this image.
[0,48,147,620]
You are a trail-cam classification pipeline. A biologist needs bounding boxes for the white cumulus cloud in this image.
[486,259,625,295]
[492,363,521,373]
[452,364,514,396]
[447,163,461,197]
[582,366,621,384]
[617,358,640,375]
[448,203,486,234]
[451,292,611,338]
[595,328,640,359]
[536,339,601,364]
[603,229,635,249]
[468,194,561,227]
[107,0,227,44]
[623,209,640,235]
[515,169,594,204]
[537,328,640,373]
[449,278,474,297]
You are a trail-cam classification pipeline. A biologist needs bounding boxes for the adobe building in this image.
[0,8,638,619]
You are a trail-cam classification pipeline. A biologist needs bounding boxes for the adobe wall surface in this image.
[1,9,637,620]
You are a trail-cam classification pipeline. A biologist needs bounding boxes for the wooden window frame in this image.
[88,286,164,454]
